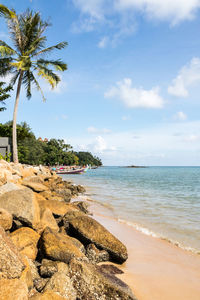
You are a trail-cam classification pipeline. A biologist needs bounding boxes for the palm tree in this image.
[0,81,12,111]
[0,5,67,163]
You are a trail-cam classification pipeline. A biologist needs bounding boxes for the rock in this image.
[86,243,109,263]
[40,227,85,263]
[10,227,40,260]
[72,201,89,214]
[0,208,13,230]
[43,270,76,300]
[34,277,49,292]
[20,256,34,291]
[98,264,124,275]
[69,258,137,300]
[0,278,28,300]
[22,182,48,193]
[36,208,59,234]
[65,215,128,264]
[0,188,40,227]
[29,290,67,299]
[0,182,21,195]
[77,185,86,193]
[39,259,58,278]
[36,196,79,216]
[53,188,72,202]
[22,176,45,185]
[0,226,25,279]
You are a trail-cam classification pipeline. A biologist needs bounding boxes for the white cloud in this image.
[98,36,109,48]
[105,78,164,109]
[184,134,200,142]
[72,0,200,44]
[115,0,200,25]
[72,0,105,20]
[87,126,111,134]
[168,57,200,97]
[173,111,187,121]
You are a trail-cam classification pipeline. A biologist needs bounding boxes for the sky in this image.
[1,0,200,166]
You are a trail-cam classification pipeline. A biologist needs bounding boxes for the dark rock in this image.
[86,243,109,263]
[34,277,49,292]
[39,259,58,278]
[64,214,128,264]
[77,185,86,193]
[69,258,137,300]
[98,264,124,275]
[72,201,89,214]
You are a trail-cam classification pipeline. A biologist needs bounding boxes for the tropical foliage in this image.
[0,5,67,162]
[0,122,102,166]
[0,81,12,111]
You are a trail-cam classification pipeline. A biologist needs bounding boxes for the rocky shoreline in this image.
[0,160,137,300]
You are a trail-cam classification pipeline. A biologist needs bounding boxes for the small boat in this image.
[55,168,85,175]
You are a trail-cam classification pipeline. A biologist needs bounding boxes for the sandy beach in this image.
[88,202,200,300]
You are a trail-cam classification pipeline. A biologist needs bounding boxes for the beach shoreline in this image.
[78,196,200,300]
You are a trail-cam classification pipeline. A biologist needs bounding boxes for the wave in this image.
[118,218,200,255]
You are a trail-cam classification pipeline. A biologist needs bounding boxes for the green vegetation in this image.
[0,5,67,163]
[0,82,12,111]
[0,122,102,166]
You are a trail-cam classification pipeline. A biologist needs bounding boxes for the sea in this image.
[61,166,200,254]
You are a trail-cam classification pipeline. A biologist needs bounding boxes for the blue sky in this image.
[1,0,200,165]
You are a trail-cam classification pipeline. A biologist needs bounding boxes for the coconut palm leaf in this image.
[0,4,16,19]
[34,41,68,56]
[36,59,67,71]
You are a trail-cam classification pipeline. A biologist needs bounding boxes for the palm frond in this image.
[34,41,68,57]
[0,40,17,57]
[22,70,32,99]
[9,71,20,87]
[37,65,60,89]
[36,59,67,71]
[31,72,46,101]
[0,4,16,19]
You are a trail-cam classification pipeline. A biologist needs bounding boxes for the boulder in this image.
[0,182,21,195]
[43,270,76,300]
[39,259,58,278]
[34,277,49,292]
[40,227,85,263]
[0,278,28,300]
[22,182,48,193]
[0,188,40,227]
[10,227,40,260]
[36,208,59,234]
[0,226,25,279]
[86,243,109,263]
[0,208,13,230]
[36,196,79,216]
[52,188,72,202]
[65,215,128,264]
[69,258,137,300]
[72,201,89,214]
[29,290,67,299]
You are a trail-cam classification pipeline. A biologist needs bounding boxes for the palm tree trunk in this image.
[12,70,23,163]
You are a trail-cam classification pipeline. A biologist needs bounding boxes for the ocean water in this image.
[62,166,200,253]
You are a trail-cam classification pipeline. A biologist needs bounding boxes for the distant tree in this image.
[75,151,102,166]
[0,5,67,163]
[0,81,12,111]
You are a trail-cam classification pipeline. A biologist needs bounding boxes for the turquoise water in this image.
[62,166,200,253]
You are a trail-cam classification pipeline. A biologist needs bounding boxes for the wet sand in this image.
[90,206,200,300]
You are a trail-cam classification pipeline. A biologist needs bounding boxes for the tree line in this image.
[0,122,102,166]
